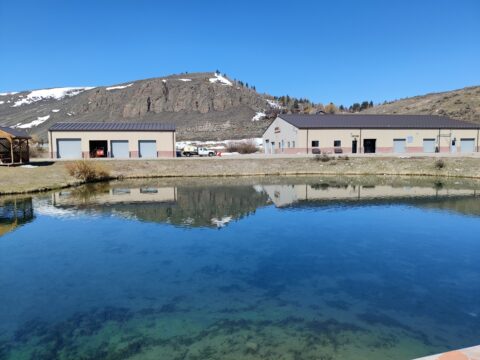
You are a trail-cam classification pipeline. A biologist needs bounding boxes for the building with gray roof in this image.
[262,114,479,155]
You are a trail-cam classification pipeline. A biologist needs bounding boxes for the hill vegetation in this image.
[0,71,478,143]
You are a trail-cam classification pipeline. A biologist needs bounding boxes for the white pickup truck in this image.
[180,145,216,157]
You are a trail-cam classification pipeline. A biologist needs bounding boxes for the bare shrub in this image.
[29,145,47,158]
[226,140,258,154]
[338,155,350,161]
[65,161,110,182]
[434,159,446,170]
[314,154,332,162]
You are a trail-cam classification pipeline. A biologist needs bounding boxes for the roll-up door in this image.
[139,140,157,158]
[111,140,129,158]
[57,139,82,159]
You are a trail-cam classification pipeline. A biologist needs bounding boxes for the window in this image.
[311,140,319,147]
[292,141,295,148]
[288,142,291,148]
[278,142,281,148]
[334,140,341,147]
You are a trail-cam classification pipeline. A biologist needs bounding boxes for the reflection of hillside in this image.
[0,197,34,237]
[262,183,480,217]
[51,184,270,228]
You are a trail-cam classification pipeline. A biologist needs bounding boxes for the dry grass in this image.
[226,140,258,154]
[65,161,111,182]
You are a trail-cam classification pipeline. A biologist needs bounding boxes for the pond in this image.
[1,176,480,360]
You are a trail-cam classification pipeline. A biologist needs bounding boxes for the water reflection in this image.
[0,197,34,236]
[30,177,480,226]
[1,177,480,360]
[43,181,271,228]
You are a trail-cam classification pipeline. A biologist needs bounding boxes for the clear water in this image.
[1,177,480,360]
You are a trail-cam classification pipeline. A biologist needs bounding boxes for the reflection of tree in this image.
[0,197,34,236]
[90,186,270,228]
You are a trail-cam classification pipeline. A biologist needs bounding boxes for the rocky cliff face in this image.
[0,72,277,141]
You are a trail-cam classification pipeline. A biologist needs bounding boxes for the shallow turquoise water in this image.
[1,178,480,359]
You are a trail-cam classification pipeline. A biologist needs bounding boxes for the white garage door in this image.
[461,138,475,153]
[423,139,436,153]
[111,140,129,159]
[57,139,81,159]
[393,139,406,153]
[139,140,157,158]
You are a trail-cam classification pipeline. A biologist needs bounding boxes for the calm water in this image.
[1,177,480,360]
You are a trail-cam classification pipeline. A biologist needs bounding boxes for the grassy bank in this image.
[1,156,480,195]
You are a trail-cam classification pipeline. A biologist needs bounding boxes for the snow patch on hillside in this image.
[209,73,232,86]
[179,79,192,82]
[252,112,266,122]
[0,101,4,105]
[12,87,94,107]
[16,115,50,129]
[106,83,133,91]
[52,109,60,112]
[0,92,19,96]
[177,138,263,150]
[266,99,283,109]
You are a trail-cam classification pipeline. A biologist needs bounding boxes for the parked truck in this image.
[179,145,216,157]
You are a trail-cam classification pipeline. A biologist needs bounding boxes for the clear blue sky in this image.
[1,0,479,105]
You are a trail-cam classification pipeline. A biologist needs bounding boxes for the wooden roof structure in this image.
[0,127,31,165]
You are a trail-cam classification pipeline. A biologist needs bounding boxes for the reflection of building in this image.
[52,187,177,206]
[262,184,479,208]
[49,184,270,228]
[0,197,34,236]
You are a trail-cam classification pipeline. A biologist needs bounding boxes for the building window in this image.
[292,141,295,148]
[311,140,319,147]
[334,140,341,147]
[288,142,290,148]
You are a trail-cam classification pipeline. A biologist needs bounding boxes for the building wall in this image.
[49,130,176,158]
[262,117,479,154]
[262,117,307,154]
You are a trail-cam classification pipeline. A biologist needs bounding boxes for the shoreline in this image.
[1,156,480,195]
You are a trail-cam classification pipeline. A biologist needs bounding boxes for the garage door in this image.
[111,140,129,159]
[393,139,406,153]
[139,140,157,158]
[423,139,436,153]
[57,139,81,159]
[460,138,475,153]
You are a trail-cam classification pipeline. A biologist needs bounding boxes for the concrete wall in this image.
[49,130,176,158]
[262,117,480,155]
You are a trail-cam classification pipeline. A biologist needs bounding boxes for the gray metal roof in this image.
[49,122,176,132]
[279,114,479,129]
[0,126,32,139]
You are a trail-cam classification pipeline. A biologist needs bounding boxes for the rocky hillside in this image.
[363,86,480,124]
[0,72,279,141]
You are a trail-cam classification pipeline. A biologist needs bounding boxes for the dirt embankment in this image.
[1,156,480,195]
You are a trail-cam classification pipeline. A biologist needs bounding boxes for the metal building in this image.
[262,114,480,155]
[48,122,176,159]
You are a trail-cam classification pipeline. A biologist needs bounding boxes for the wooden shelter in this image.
[0,127,31,165]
